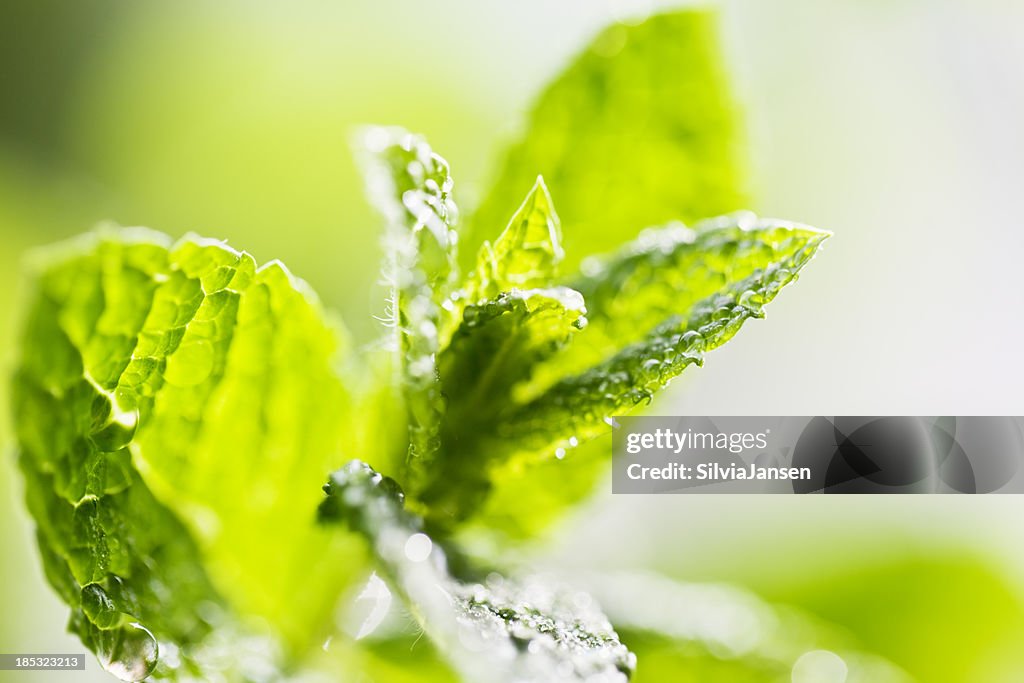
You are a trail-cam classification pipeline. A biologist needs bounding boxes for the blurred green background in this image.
[2,1,1023,681]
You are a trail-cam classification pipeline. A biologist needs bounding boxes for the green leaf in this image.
[442,288,587,420]
[414,181,579,526]
[468,9,745,272]
[319,461,635,683]
[459,435,611,542]
[12,229,368,678]
[463,177,565,304]
[500,217,828,462]
[524,214,830,394]
[429,217,827,529]
[416,287,586,521]
[358,127,459,489]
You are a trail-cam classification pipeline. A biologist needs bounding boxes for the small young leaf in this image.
[319,461,635,683]
[13,229,368,677]
[358,127,459,488]
[469,10,744,271]
[464,177,565,304]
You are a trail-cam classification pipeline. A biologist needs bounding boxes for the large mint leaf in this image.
[521,214,830,397]
[358,127,459,488]
[12,229,367,677]
[319,461,635,682]
[434,217,827,529]
[468,10,745,272]
[500,218,828,462]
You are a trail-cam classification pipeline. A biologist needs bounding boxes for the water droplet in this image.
[350,572,393,640]
[680,330,703,348]
[404,532,432,563]
[555,448,566,460]
[90,407,140,452]
[738,289,761,309]
[97,619,159,682]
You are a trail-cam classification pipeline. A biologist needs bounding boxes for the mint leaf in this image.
[319,461,635,682]
[13,230,367,677]
[525,214,831,393]
[417,287,587,521]
[419,182,579,525]
[469,10,745,272]
[442,288,587,416]
[425,216,827,528]
[459,436,611,541]
[359,127,459,488]
[500,218,829,462]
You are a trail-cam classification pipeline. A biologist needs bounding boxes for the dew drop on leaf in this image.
[89,407,140,452]
[97,619,159,682]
